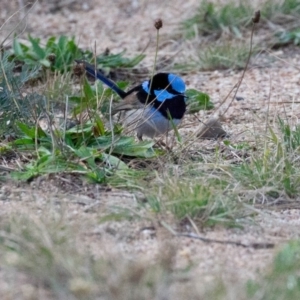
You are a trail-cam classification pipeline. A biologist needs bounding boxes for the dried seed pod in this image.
[252,10,260,24]
[47,53,56,64]
[73,62,85,77]
[154,18,163,30]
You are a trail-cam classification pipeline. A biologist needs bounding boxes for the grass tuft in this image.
[197,41,252,70]
[247,240,300,300]
[0,208,183,299]
[231,118,300,201]
[143,162,243,227]
[183,0,253,39]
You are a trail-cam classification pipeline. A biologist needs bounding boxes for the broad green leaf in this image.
[83,78,95,100]
[113,140,156,158]
[74,146,99,169]
[86,169,106,183]
[39,59,51,67]
[13,138,35,147]
[17,122,47,139]
[13,38,24,57]
[102,153,128,170]
[45,36,56,49]
[28,35,46,60]
[58,36,67,52]
[186,89,213,113]
[94,115,105,136]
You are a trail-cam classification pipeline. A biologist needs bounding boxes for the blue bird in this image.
[76,60,186,140]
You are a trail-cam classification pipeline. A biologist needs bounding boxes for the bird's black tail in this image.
[75,60,127,99]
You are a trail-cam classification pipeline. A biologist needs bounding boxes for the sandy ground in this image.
[1,0,300,297]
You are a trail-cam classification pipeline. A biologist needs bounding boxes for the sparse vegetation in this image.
[183,0,253,38]
[145,170,239,226]
[276,29,300,46]
[0,209,181,299]
[231,119,300,200]
[186,89,213,112]
[181,0,300,71]
[1,0,300,298]
[183,0,300,40]
[197,41,251,70]
[247,240,300,300]
[0,52,42,135]
[10,35,145,72]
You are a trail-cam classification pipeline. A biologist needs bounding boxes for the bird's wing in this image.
[111,91,145,115]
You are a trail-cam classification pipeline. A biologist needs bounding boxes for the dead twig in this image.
[160,220,275,249]
[177,232,275,249]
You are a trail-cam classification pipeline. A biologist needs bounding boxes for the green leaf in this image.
[95,51,145,68]
[125,54,145,68]
[57,36,67,52]
[113,138,156,158]
[28,35,46,60]
[94,115,105,136]
[186,89,214,113]
[39,59,51,67]
[13,138,35,147]
[83,78,95,100]
[74,146,98,169]
[102,153,128,170]
[13,38,24,57]
[17,122,47,139]
[86,169,106,183]
[45,36,56,49]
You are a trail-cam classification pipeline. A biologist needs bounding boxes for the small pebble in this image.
[236,96,244,101]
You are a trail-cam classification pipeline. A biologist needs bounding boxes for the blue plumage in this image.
[154,90,177,102]
[168,74,186,94]
[142,75,186,102]
[77,60,127,98]
[76,60,187,140]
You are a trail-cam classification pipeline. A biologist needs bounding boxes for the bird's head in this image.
[142,73,186,102]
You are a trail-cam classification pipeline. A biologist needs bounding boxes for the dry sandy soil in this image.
[1,0,300,298]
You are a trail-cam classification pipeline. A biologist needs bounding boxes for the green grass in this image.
[186,89,214,113]
[183,0,300,39]
[0,52,42,135]
[180,0,300,71]
[0,208,180,299]
[174,39,253,72]
[0,33,214,185]
[231,119,300,200]
[183,0,253,38]
[2,21,300,229]
[262,0,300,20]
[181,239,300,299]
[247,240,300,300]
[0,36,153,184]
[141,158,244,227]
[1,205,300,299]
[2,4,300,300]
[179,1,256,71]
[139,117,300,226]
[276,29,300,46]
[10,35,145,73]
[196,41,251,70]
[10,120,157,182]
